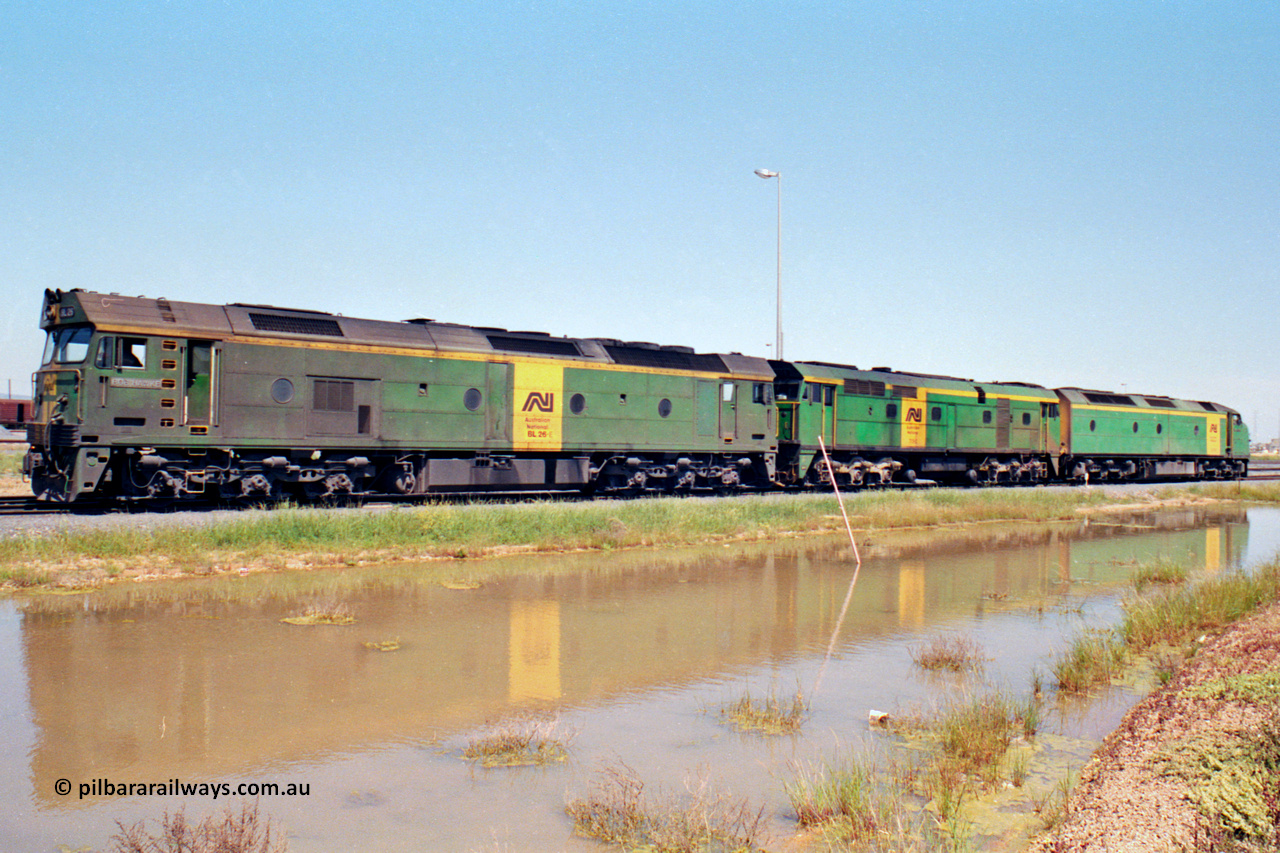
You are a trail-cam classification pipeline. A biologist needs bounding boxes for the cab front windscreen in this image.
[41,326,94,365]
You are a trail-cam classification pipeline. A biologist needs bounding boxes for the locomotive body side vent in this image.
[486,334,580,357]
[249,312,344,337]
[844,379,886,397]
[603,345,727,373]
[1083,392,1136,406]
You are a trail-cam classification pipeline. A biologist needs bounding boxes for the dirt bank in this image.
[1031,603,1280,852]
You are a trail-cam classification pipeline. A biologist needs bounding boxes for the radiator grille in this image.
[250,312,344,337]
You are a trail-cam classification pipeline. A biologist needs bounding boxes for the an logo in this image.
[905,408,923,423]
[522,392,555,413]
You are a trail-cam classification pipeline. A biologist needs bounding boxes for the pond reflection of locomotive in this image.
[23,288,1249,502]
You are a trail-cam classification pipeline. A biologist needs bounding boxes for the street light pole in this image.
[754,168,782,359]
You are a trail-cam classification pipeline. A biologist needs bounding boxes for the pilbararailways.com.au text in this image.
[55,778,310,800]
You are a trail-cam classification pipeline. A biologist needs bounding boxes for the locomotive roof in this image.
[40,289,773,379]
[1055,387,1239,415]
[784,360,1058,399]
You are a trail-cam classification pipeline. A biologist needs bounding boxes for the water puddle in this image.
[2,504,1274,851]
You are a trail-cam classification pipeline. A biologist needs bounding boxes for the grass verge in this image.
[1053,558,1280,694]
[1121,561,1280,652]
[0,447,23,478]
[0,485,1177,590]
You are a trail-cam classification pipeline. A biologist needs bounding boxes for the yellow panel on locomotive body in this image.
[512,360,564,452]
[901,396,927,449]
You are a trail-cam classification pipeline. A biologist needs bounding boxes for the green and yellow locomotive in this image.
[769,361,1248,487]
[771,361,1061,486]
[25,289,777,501]
[22,288,1248,502]
[1056,388,1247,481]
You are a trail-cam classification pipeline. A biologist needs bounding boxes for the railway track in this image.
[1247,461,1280,481]
[0,496,70,516]
[1,466,1275,517]
[0,495,118,516]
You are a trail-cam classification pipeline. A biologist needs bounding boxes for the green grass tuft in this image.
[1132,558,1190,590]
[910,634,986,673]
[280,600,354,626]
[1052,629,1127,694]
[462,716,572,768]
[718,684,807,735]
[784,756,886,841]
[566,763,767,852]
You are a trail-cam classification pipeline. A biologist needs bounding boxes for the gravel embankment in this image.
[1030,603,1280,851]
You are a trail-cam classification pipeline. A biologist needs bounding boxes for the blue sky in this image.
[4,2,1278,437]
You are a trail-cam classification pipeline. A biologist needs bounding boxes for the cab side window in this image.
[119,337,147,369]
[94,337,115,368]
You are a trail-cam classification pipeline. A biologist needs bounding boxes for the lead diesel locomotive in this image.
[24,289,1248,502]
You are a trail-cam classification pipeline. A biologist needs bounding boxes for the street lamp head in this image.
[754,169,779,179]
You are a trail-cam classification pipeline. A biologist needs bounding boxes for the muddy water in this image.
[1,505,1271,852]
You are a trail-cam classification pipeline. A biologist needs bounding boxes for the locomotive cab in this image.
[26,290,175,500]
[27,294,101,499]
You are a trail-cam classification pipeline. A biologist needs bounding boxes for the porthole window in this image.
[270,378,294,404]
[886,403,898,418]
[570,393,586,414]
[1022,413,1032,426]
[1195,425,1200,436]
[1090,420,1096,432]
[464,388,483,411]
[658,398,672,418]
[931,406,942,422]
[1157,423,1163,434]
[983,411,992,425]
[1132,422,1139,433]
